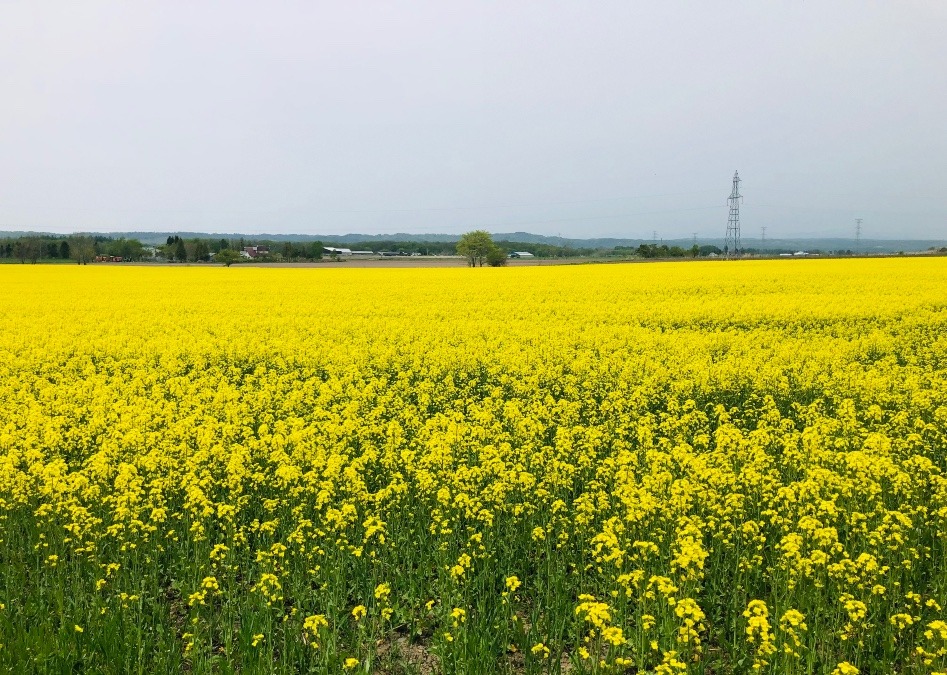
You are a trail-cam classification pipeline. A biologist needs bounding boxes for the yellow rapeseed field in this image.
[1,259,946,674]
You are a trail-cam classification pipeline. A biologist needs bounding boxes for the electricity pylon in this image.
[725,170,742,258]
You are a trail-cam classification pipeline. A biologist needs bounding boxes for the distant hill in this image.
[1,230,944,253]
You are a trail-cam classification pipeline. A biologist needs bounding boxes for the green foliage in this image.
[104,238,146,261]
[0,235,77,263]
[486,246,508,267]
[193,241,211,262]
[68,236,96,265]
[215,249,241,267]
[635,244,691,259]
[457,230,497,267]
[699,245,723,257]
[496,241,593,258]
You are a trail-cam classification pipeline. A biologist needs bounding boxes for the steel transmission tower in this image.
[855,218,862,252]
[725,170,742,257]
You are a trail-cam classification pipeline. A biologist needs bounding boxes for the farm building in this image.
[509,251,534,258]
[241,246,270,258]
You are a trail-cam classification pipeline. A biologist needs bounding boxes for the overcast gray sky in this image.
[1,1,945,240]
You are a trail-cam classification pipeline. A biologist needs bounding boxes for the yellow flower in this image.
[602,626,625,646]
[531,642,550,658]
[374,583,391,602]
[5,259,947,672]
[575,598,612,629]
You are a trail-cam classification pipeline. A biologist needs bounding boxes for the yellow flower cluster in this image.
[0,258,945,673]
[744,600,777,669]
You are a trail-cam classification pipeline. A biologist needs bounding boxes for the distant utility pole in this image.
[761,226,766,246]
[693,233,698,246]
[653,230,658,245]
[855,218,862,252]
[725,170,742,258]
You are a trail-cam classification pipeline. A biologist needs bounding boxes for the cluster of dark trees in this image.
[256,241,325,261]
[0,236,71,262]
[0,235,112,264]
[495,240,594,258]
[616,243,704,259]
[160,237,327,263]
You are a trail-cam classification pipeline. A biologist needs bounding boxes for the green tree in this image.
[215,249,240,267]
[456,230,497,267]
[26,237,42,264]
[68,236,95,265]
[486,246,508,267]
[106,237,145,261]
[194,241,210,262]
[175,238,187,263]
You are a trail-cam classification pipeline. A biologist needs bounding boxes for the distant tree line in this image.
[0,236,70,263]
[15,234,890,265]
[157,237,327,262]
[0,234,119,264]
[617,243,703,259]
[0,234,330,264]
[494,240,594,258]
[0,233,709,264]
[336,240,456,256]
[330,238,597,258]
